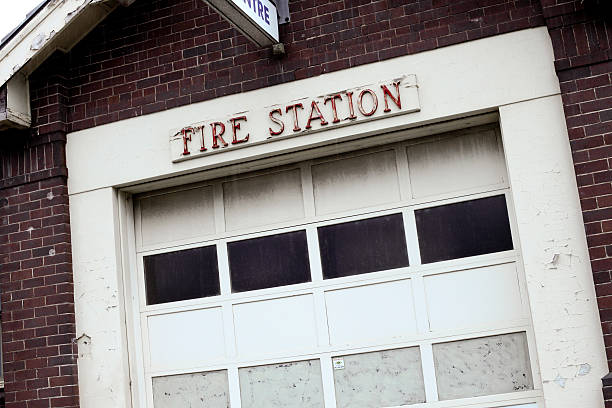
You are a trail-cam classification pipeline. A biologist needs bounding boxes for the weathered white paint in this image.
[66,28,559,195]
[69,188,133,408]
[0,0,119,86]
[311,149,401,215]
[325,280,418,346]
[65,27,607,408]
[139,186,216,246]
[223,168,305,231]
[147,308,226,371]
[0,73,31,129]
[424,263,524,332]
[233,295,319,357]
[406,128,507,198]
[499,95,607,408]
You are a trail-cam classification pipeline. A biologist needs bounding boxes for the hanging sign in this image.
[204,0,279,47]
[170,75,420,163]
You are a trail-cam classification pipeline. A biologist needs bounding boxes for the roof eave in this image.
[0,0,121,85]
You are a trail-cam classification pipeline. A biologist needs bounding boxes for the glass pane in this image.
[153,370,230,408]
[239,360,324,408]
[415,195,513,264]
[333,347,425,407]
[433,332,533,400]
[318,214,409,279]
[228,230,310,292]
[144,245,220,305]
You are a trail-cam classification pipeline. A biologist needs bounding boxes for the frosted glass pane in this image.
[239,360,324,408]
[333,347,425,407]
[153,370,230,408]
[433,332,533,400]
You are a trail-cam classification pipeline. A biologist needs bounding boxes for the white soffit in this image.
[0,0,122,88]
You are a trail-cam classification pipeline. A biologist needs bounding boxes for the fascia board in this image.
[0,0,117,88]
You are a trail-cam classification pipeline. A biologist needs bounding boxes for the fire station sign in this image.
[170,75,420,163]
[204,0,279,46]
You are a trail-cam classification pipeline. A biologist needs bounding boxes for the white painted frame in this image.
[125,125,544,408]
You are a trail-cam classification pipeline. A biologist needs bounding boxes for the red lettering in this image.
[305,101,328,129]
[230,116,250,145]
[181,127,194,155]
[286,103,304,132]
[381,82,402,112]
[358,89,378,116]
[198,126,207,152]
[345,91,357,120]
[210,122,228,148]
[324,94,343,123]
[269,108,284,136]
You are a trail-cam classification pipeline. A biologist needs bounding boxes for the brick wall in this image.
[25,0,546,135]
[6,0,612,407]
[7,1,546,406]
[541,0,612,403]
[1,1,551,407]
[0,58,78,407]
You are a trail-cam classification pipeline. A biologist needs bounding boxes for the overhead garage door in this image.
[131,124,542,408]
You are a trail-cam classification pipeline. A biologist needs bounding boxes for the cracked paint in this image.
[578,363,591,376]
[553,374,567,388]
[30,33,46,51]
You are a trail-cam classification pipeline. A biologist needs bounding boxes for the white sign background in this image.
[230,0,279,42]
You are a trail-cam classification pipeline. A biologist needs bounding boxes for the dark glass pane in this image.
[318,214,409,279]
[144,245,220,305]
[228,230,311,292]
[415,195,513,264]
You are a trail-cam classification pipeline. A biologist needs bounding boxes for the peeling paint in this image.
[546,253,560,269]
[553,374,567,388]
[30,33,46,51]
[578,363,591,376]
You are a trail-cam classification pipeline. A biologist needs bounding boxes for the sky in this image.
[0,0,46,42]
